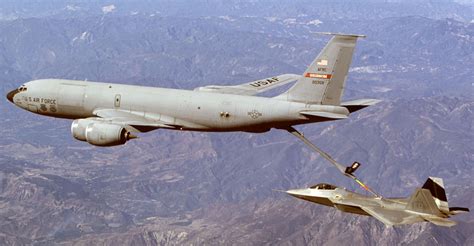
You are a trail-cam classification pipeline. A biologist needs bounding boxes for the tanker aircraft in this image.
[6,33,379,147]
[285,177,469,227]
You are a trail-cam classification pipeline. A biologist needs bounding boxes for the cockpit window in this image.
[309,183,337,190]
[19,86,27,92]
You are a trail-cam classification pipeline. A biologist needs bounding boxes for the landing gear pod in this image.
[345,161,361,175]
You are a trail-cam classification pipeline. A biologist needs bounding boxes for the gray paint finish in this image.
[6,33,379,146]
[285,177,469,227]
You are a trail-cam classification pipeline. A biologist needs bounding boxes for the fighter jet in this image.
[285,177,469,227]
[6,33,379,147]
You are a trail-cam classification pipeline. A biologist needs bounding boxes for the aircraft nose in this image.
[6,88,19,103]
[286,189,308,197]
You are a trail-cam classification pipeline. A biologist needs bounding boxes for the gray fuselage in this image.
[287,187,408,216]
[8,79,349,132]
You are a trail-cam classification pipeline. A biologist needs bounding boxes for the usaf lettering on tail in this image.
[6,33,380,147]
[249,77,280,88]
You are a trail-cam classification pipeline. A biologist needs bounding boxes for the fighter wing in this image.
[360,206,421,227]
[93,109,181,132]
[194,74,300,96]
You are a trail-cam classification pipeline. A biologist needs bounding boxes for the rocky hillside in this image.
[1,97,472,245]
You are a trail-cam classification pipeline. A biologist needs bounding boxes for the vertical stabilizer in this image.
[406,188,442,216]
[284,33,364,105]
[422,177,450,213]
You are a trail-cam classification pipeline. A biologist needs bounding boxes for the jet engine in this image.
[71,119,95,141]
[71,119,134,146]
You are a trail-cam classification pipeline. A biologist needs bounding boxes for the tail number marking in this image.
[312,80,325,85]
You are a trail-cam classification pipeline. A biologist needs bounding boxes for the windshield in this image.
[18,85,27,91]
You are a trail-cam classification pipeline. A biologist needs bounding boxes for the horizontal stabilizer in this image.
[341,99,381,113]
[300,111,348,120]
[422,216,457,227]
[314,32,367,38]
[449,207,470,215]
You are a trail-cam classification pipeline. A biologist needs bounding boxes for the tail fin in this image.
[406,188,442,216]
[284,33,364,105]
[422,177,450,213]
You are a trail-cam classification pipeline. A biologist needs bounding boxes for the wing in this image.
[360,206,423,226]
[93,108,181,132]
[194,74,300,96]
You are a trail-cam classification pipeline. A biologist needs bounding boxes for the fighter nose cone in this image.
[6,89,19,103]
[286,189,306,196]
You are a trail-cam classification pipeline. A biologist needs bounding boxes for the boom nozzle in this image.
[345,161,361,175]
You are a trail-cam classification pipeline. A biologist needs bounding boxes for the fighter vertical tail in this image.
[421,177,450,213]
[406,188,442,215]
[405,177,469,227]
[420,177,469,216]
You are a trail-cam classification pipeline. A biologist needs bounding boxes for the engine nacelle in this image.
[85,123,132,146]
[71,119,133,146]
[71,119,96,141]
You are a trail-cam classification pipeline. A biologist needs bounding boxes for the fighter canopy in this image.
[309,183,338,190]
